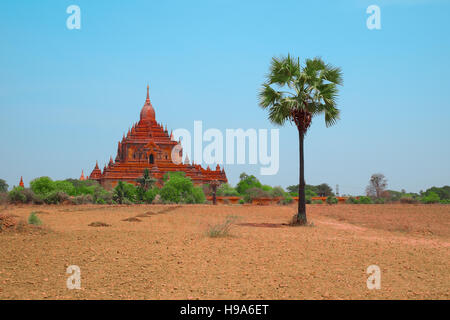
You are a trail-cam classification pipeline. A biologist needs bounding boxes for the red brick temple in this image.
[88,85,227,189]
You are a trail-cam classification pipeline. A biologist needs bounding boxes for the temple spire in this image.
[146,84,150,103]
[19,176,24,188]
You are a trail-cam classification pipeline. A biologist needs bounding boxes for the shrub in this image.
[374,198,386,204]
[160,172,205,204]
[192,186,206,204]
[43,191,69,204]
[236,173,262,194]
[143,188,159,204]
[30,177,55,196]
[326,196,338,205]
[93,187,113,204]
[358,196,372,204]
[28,212,42,225]
[305,196,312,204]
[206,215,237,238]
[439,199,450,204]
[0,179,8,193]
[70,194,94,205]
[421,192,440,204]
[270,186,285,198]
[122,198,134,205]
[65,179,98,196]
[280,194,293,205]
[113,181,137,204]
[239,199,244,204]
[8,186,28,204]
[216,183,239,197]
[53,180,75,195]
[346,197,359,204]
[243,187,271,203]
[423,186,450,201]
[152,194,162,204]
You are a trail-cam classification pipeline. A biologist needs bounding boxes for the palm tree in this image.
[136,168,157,191]
[259,55,343,225]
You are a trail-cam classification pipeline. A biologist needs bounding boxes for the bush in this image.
[160,172,205,204]
[326,196,338,205]
[346,196,359,204]
[206,215,237,238]
[374,198,386,204]
[243,187,271,203]
[358,196,372,204]
[239,199,244,204]
[30,177,55,196]
[236,173,262,195]
[192,186,206,204]
[65,179,99,196]
[28,212,42,226]
[421,192,440,204]
[216,183,239,197]
[70,194,94,205]
[270,186,285,198]
[439,199,450,204]
[93,187,113,204]
[8,187,28,204]
[280,194,293,205]
[43,191,69,204]
[143,188,159,204]
[0,179,8,193]
[54,180,75,195]
[113,181,137,204]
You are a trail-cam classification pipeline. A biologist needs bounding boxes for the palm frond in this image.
[258,84,281,109]
[324,106,340,127]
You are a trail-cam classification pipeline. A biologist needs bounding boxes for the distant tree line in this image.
[0,173,448,205]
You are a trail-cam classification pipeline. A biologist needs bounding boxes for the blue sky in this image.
[1,0,449,195]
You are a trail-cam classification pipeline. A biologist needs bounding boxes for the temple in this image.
[88,85,227,189]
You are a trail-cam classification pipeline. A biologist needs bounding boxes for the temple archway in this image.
[149,154,154,164]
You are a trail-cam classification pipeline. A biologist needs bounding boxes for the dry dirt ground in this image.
[0,203,449,300]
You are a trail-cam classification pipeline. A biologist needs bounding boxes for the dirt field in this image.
[0,203,449,299]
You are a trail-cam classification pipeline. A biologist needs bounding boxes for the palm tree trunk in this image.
[297,129,307,224]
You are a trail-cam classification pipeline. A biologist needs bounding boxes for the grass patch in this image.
[206,215,238,238]
[28,212,42,226]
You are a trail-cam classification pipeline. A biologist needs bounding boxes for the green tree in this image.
[30,177,55,196]
[160,172,205,204]
[236,173,262,195]
[422,191,440,204]
[0,179,8,193]
[259,55,343,224]
[424,186,450,200]
[113,181,136,204]
[316,183,334,197]
[216,183,239,197]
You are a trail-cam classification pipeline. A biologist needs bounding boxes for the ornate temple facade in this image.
[88,86,227,189]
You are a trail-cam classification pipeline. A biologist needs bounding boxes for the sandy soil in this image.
[0,203,449,299]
